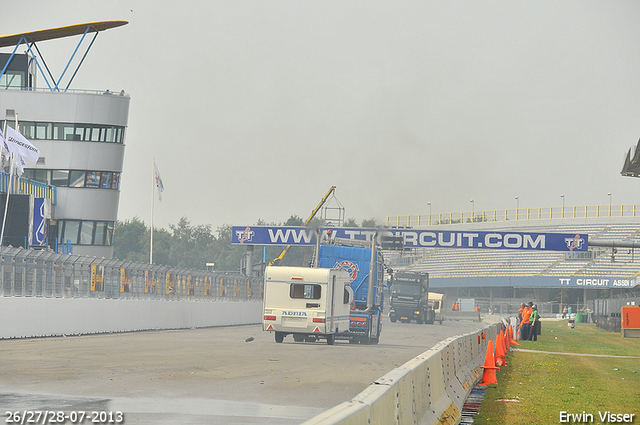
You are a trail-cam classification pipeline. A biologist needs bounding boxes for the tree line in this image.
[113,216,379,272]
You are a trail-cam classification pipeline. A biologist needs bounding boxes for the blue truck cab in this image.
[317,243,385,344]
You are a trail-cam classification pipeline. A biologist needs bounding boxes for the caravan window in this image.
[344,285,353,304]
[290,283,321,300]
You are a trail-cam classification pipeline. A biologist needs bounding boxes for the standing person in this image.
[521,302,533,341]
[518,302,525,322]
[562,305,568,318]
[517,302,525,339]
[529,305,540,341]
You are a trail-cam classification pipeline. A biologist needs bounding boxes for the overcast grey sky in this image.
[5,1,640,230]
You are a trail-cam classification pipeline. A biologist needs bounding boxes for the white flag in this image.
[14,154,26,176]
[5,125,40,163]
[0,126,10,160]
[153,161,164,201]
[0,126,26,176]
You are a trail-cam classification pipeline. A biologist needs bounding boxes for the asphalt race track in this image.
[1,320,485,424]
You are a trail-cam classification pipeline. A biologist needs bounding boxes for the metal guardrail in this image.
[11,87,130,96]
[0,246,262,301]
[387,204,640,227]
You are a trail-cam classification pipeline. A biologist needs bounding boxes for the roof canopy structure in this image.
[0,21,128,92]
[621,138,640,177]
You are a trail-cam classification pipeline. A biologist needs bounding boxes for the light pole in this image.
[427,202,432,225]
[608,192,612,216]
[470,199,474,222]
[561,194,565,218]
[515,196,519,220]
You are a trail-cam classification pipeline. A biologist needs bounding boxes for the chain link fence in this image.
[0,246,263,301]
[593,290,640,332]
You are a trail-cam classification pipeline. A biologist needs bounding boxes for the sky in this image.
[5,1,640,231]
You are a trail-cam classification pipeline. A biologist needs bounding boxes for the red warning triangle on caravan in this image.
[266,324,274,330]
[313,327,320,333]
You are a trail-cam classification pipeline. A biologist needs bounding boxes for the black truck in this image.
[388,271,435,324]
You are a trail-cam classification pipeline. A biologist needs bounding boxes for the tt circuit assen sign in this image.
[231,226,588,252]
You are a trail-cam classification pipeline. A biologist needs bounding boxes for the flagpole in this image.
[150,157,154,264]
[0,119,13,249]
[0,152,15,248]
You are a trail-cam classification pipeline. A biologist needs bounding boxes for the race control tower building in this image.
[0,21,129,258]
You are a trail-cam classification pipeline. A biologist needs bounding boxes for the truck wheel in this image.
[416,315,424,324]
[326,335,335,345]
[293,334,305,342]
[275,332,284,343]
[390,317,397,323]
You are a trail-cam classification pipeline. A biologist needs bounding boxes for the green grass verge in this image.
[473,320,640,425]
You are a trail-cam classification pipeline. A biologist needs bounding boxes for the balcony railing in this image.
[0,171,57,204]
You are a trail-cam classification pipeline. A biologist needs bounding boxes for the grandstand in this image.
[384,205,640,315]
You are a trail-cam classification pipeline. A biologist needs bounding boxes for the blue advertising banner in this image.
[231,226,588,252]
[429,275,638,289]
[32,198,50,246]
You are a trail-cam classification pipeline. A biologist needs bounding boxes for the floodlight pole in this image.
[470,199,474,222]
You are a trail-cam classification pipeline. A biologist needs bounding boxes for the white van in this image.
[263,266,352,345]
[428,292,446,324]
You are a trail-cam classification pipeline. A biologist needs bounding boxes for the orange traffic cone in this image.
[495,334,507,366]
[508,325,520,346]
[479,339,499,385]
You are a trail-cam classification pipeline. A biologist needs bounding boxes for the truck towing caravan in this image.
[263,237,386,345]
[263,266,352,345]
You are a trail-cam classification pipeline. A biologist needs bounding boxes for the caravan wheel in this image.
[326,335,335,345]
[275,332,284,343]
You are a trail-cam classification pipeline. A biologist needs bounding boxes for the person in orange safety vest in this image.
[520,302,533,341]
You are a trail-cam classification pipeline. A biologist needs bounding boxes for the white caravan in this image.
[262,266,352,345]
[428,292,446,324]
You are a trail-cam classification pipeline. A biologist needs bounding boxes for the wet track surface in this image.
[0,320,485,424]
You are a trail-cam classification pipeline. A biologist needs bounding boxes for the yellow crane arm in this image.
[268,186,336,266]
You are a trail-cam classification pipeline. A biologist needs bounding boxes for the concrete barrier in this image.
[303,321,502,425]
[0,297,263,339]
